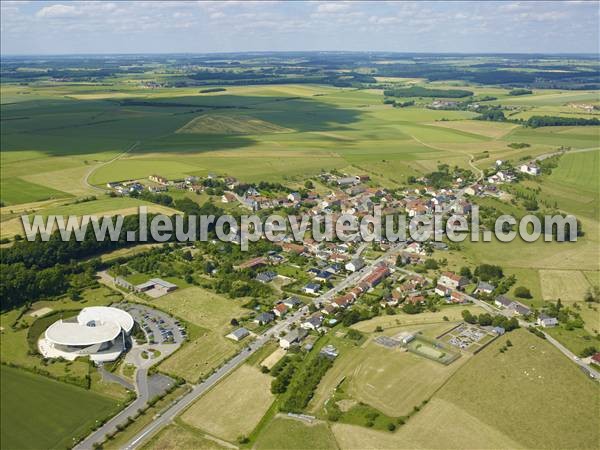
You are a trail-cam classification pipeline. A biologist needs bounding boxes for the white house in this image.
[537,313,558,328]
[345,258,365,273]
[279,329,308,349]
[520,163,541,176]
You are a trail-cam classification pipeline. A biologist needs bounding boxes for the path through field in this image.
[82,140,141,192]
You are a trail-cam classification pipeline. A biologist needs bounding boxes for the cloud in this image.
[36,4,80,18]
[316,3,349,13]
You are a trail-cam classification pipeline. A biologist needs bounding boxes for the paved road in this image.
[75,367,149,450]
[121,307,306,450]
[98,366,135,391]
[121,244,404,449]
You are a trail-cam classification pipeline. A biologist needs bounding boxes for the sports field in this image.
[181,365,275,441]
[309,322,466,417]
[0,365,119,450]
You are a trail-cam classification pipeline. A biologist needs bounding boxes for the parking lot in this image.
[114,302,187,345]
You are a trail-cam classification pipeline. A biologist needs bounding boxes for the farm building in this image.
[226,328,250,342]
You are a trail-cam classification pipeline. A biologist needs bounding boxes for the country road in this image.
[82,140,141,192]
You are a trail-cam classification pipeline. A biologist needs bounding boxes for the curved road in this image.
[82,140,141,192]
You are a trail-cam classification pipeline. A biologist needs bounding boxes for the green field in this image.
[0,365,120,450]
[4,81,597,216]
[254,416,339,450]
[328,329,599,450]
[435,329,599,449]
[138,286,247,383]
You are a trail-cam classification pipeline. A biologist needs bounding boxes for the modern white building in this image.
[39,306,134,363]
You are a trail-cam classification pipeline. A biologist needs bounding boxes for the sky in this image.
[1,1,598,55]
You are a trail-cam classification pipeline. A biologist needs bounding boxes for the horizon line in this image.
[1,50,598,58]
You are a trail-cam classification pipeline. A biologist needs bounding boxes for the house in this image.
[363,265,390,288]
[303,283,321,295]
[333,293,354,309]
[281,243,306,254]
[494,295,513,309]
[325,263,342,274]
[474,281,495,296]
[591,353,600,364]
[439,272,469,290]
[314,271,332,282]
[450,291,468,304]
[345,258,365,272]
[253,312,275,325]
[226,327,250,342]
[221,192,237,203]
[406,294,425,304]
[255,271,277,283]
[494,295,531,316]
[149,174,169,185]
[301,315,323,331]
[273,303,289,318]
[279,328,308,349]
[322,304,337,315]
[512,302,531,316]
[282,296,302,309]
[287,192,301,203]
[337,177,358,186]
[537,313,558,328]
[520,163,541,176]
[435,284,452,297]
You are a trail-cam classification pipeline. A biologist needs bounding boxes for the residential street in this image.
[117,244,405,449]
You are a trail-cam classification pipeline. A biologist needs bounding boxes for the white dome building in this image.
[39,306,134,363]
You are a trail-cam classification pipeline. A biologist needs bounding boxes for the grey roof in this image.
[150,278,178,289]
[256,271,277,282]
[477,281,495,291]
[305,283,321,290]
[282,328,308,343]
[283,296,301,307]
[135,281,156,290]
[512,303,531,315]
[255,312,275,322]
[228,328,250,339]
[495,295,513,307]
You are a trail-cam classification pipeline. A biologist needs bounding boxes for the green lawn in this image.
[0,365,120,450]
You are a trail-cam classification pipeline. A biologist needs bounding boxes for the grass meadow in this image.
[0,365,120,450]
[181,365,275,441]
[138,286,247,383]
